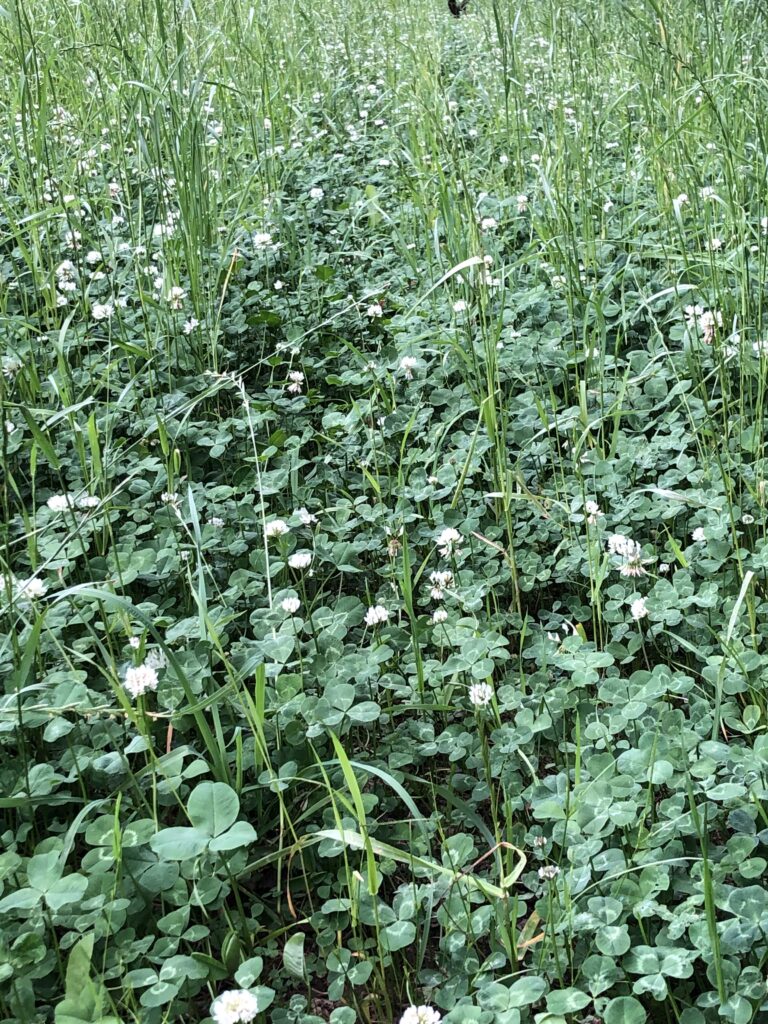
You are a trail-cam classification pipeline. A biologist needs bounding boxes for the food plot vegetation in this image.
[2,0,768,1022]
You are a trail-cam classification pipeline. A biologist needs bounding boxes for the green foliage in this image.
[2,0,768,1021]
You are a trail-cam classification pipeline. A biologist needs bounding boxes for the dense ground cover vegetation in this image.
[2,0,768,1020]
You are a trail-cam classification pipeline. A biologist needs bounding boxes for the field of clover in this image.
[3,0,768,1021]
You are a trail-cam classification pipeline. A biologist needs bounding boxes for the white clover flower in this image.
[480,216,498,231]
[673,192,689,211]
[281,597,301,614]
[468,682,494,707]
[210,989,260,1024]
[743,514,755,525]
[400,356,418,380]
[603,198,614,213]
[76,495,100,510]
[691,527,706,543]
[144,648,167,671]
[700,185,717,200]
[499,154,509,166]
[85,250,102,265]
[160,491,180,508]
[56,259,76,279]
[309,187,324,200]
[399,1007,441,1024]
[683,304,704,327]
[47,494,72,512]
[273,280,285,291]
[15,577,48,600]
[294,507,318,525]
[607,534,648,577]
[64,229,82,249]
[436,527,461,558]
[630,597,648,621]
[92,302,114,321]
[707,237,723,252]
[265,519,290,539]
[386,527,403,558]
[584,500,603,524]
[3,356,23,378]
[364,604,389,627]
[152,220,174,241]
[288,551,312,570]
[183,318,200,334]
[209,516,225,528]
[167,286,186,309]
[538,864,560,881]
[607,534,640,559]
[516,194,529,213]
[56,263,77,293]
[452,299,467,313]
[432,608,448,624]
[620,558,648,579]
[366,302,383,318]
[659,562,670,574]
[123,662,159,700]
[429,569,453,601]
[286,370,305,394]
[253,231,274,250]
[551,274,566,288]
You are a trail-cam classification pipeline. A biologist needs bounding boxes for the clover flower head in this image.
[123,662,159,700]
[364,604,389,627]
[288,551,312,570]
[436,527,461,558]
[400,356,418,379]
[399,1007,442,1024]
[47,494,72,512]
[265,519,290,539]
[538,864,560,881]
[630,597,648,621]
[468,682,494,707]
[210,989,260,1024]
[429,569,453,601]
[14,577,48,600]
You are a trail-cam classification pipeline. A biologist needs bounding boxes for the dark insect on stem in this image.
[448,0,471,16]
